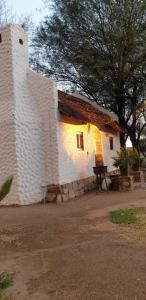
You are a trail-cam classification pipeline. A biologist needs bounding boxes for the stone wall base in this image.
[110,175,134,191]
[46,176,97,203]
[118,176,134,191]
[129,171,144,183]
[109,171,144,192]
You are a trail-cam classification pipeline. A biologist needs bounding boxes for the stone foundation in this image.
[46,176,97,203]
[129,171,144,183]
[118,176,134,191]
[110,175,134,192]
[45,171,144,203]
[109,170,144,192]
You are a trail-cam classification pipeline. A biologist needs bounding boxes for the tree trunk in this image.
[128,115,139,151]
[116,95,139,151]
[116,94,127,148]
[130,135,139,152]
[120,132,126,148]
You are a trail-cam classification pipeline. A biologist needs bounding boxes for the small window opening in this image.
[76,132,84,150]
[19,38,23,45]
[109,136,114,150]
[0,34,2,43]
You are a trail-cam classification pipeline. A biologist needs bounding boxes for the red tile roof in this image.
[58,90,122,132]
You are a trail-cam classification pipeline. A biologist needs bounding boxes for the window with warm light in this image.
[109,136,114,150]
[76,132,84,150]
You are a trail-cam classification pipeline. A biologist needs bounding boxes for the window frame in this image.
[109,136,114,150]
[76,132,84,151]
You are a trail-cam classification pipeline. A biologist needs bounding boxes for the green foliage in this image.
[0,177,13,202]
[113,148,143,169]
[128,150,143,167]
[32,0,146,149]
[139,138,146,157]
[113,148,131,168]
[0,272,13,290]
[110,209,137,224]
[0,293,12,300]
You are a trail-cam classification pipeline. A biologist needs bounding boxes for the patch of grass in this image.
[131,207,146,215]
[0,293,12,300]
[0,273,13,290]
[109,209,137,224]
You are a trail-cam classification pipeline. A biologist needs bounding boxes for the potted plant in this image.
[113,148,131,176]
[129,150,143,171]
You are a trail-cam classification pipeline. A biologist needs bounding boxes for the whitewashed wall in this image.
[27,71,60,187]
[12,25,45,204]
[0,25,19,204]
[0,25,59,205]
[101,132,120,171]
[58,120,120,184]
[58,122,98,184]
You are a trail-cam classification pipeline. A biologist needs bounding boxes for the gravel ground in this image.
[0,190,146,299]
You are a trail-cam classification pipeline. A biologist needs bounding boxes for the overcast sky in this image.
[6,0,47,24]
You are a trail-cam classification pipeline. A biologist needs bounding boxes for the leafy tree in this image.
[32,0,146,149]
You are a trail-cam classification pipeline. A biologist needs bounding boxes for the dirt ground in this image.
[1,190,146,300]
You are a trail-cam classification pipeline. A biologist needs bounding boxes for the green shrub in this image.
[0,272,13,290]
[0,293,12,300]
[109,209,137,224]
[0,177,13,202]
[113,148,130,169]
[128,150,143,168]
[113,148,143,170]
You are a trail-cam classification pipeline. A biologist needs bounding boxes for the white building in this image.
[0,24,120,205]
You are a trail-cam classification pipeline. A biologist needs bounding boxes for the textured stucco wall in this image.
[58,119,120,184]
[12,25,45,204]
[0,25,59,205]
[58,121,101,184]
[0,25,18,204]
[101,131,120,171]
[28,71,60,186]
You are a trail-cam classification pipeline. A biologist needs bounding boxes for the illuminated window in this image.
[76,132,84,150]
[109,136,114,150]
